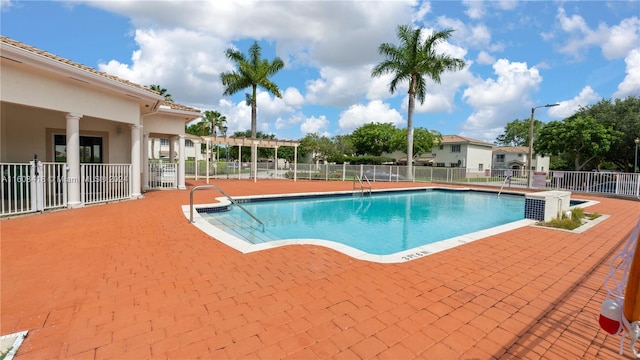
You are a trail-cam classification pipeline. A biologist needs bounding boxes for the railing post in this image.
[30,157,44,212]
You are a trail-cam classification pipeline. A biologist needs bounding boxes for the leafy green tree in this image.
[351,123,397,156]
[275,146,296,162]
[185,123,203,136]
[371,24,465,179]
[575,96,640,171]
[149,84,173,102]
[495,119,544,146]
[220,41,284,176]
[299,133,337,164]
[332,134,355,157]
[535,116,619,171]
[390,127,442,157]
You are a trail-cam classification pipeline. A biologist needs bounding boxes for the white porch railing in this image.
[42,162,67,210]
[81,164,132,205]
[1,163,33,215]
[1,162,68,216]
[147,161,177,189]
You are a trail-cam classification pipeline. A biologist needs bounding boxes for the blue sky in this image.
[2,0,638,143]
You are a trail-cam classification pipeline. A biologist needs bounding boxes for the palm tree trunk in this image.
[251,85,258,180]
[406,82,416,181]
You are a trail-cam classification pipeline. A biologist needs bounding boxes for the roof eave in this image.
[157,106,201,123]
[1,42,165,104]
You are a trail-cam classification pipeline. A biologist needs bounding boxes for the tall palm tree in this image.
[201,110,227,136]
[372,24,465,180]
[149,84,173,102]
[220,41,284,177]
[147,84,173,159]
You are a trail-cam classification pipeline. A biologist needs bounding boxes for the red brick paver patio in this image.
[2,180,639,359]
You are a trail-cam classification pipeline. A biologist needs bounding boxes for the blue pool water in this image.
[199,189,526,256]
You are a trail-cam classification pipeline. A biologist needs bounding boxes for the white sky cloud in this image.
[613,48,640,98]
[99,28,228,107]
[463,59,542,108]
[548,86,601,118]
[460,59,544,140]
[462,0,484,20]
[304,66,373,107]
[436,16,492,49]
[338,100,405,134]
[39,0,633,142]
[413,0,431,23]
[555,8,640,60]
[300,115,330,136]
[476,51,495,65]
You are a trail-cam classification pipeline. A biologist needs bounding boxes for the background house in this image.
[389,135,493,171]
[492,146,550,174]
[421,135,493,172]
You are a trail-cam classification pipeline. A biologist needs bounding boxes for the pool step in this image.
[202,211,277,244]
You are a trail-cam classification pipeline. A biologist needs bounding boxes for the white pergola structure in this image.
[202,136,300,182]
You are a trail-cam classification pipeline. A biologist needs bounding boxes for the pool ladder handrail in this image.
[498,175,511,196]
[189,184,265,232]
[353,175,372,196]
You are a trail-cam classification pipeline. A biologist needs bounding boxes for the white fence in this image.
[1,162,131,216]
[1,162,68,216]
[81,164,132,205]
[148,161,177,189]
[3,160,637,217]
[183,161,640,198]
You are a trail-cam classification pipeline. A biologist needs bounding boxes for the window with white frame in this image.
[451,144,461,153]
[496,154,505,162]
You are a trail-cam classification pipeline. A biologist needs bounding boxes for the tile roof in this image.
[493,146,530,153]
[441,135,494,146]
[160,100,201,114]
[1,35,200,115]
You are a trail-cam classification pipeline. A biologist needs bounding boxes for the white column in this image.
[66,113,83,208]
[205,138,210,184]
[178,135,186,189]
[253,141,259,183]
[130,124,142,198]
[293,145,298,182]
[142,132,150,190]
[193,139,201,181]
[274,146,279,179]
[169,138,175,163]
[237,145,242,180]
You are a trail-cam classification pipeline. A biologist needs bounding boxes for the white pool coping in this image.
[182,187,597,263]
[0,331,28,360]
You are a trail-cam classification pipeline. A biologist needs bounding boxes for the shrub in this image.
[540,208,589,230]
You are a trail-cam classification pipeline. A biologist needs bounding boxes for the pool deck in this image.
[1,179,639,359]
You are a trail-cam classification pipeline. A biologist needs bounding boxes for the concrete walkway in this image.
[1,179,638,359]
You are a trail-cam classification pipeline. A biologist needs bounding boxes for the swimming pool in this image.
[186,188,539,263]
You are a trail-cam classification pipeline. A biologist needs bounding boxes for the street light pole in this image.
[527,103,559,188]
[634,138,639,173]
[223,125,229,179]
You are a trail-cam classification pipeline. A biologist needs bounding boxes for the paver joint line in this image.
[1,180,637,360]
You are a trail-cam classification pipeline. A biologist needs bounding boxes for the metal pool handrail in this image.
[353,175,372,195]
[189,184,265,232]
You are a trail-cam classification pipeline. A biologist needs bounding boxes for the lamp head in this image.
[635,138,640,145]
